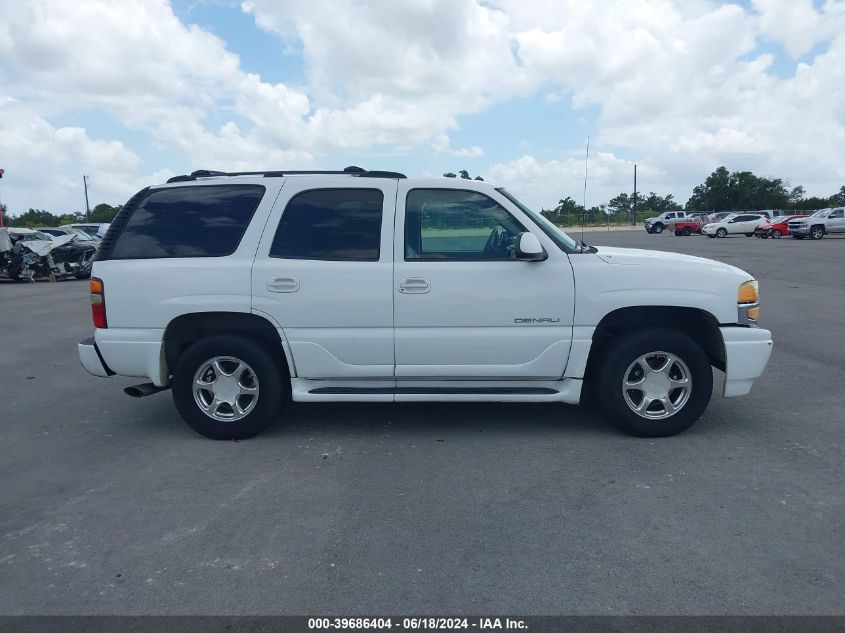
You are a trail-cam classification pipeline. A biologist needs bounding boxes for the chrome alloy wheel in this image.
[193,356,260,422]
[622,351,692,420]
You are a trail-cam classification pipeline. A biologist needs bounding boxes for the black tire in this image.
[716,228,727,238]
[645,227,654,234]
[682,227,692,236]
[810,225,824,240]
[653,223,664,234]
[172,335,286,440]
[592,328,712,438]
[745,233,754,237]
[771,229,782,239]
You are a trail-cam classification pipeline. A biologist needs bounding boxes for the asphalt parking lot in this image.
[1,231,843,615]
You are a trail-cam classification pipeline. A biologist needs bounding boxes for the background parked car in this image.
[61,223,110,238]
[788,208,845,240]
[37,227,101,247]
[706,211,734,224]
[754,215,808,239]
[644,211,686,234]
[701,213,766,238]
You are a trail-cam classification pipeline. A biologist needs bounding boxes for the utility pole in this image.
[83,175,91,222]
[632,163,637,225]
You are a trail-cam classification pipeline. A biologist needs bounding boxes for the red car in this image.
[754,214,808,239]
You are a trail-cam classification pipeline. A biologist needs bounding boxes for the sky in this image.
[0,0,844,215]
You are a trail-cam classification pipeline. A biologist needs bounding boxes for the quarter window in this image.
[270,189,383,261]
[109,185,264,259]
[405,189,526,260]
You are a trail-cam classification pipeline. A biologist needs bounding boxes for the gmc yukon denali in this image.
[78,167,773,440]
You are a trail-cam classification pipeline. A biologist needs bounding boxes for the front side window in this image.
[830,209,844,218]
[405,189,526,260]
[110,185,264,259]
[270,188,383,261]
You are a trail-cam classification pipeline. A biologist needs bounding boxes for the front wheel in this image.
[172,335,285,440]
[653,223,664,234]
[592,329,713,437]
[771,229,782,239]
[810,225,824,240]
[716,228,727,238]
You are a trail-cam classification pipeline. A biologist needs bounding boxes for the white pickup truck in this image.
[78,168,773,440]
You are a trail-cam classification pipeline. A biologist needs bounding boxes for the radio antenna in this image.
[581,136,590,245]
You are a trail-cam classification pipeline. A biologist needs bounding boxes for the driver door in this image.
[392,184,574,379]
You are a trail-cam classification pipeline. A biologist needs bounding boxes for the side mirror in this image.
[515,232,547,261]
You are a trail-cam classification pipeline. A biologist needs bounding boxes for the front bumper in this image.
[788,225,809,236]
[720,326,773,397]
[701,226,716,235]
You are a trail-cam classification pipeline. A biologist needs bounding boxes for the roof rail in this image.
[166,165,406,184]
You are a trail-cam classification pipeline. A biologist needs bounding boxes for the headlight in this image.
[738,280,759,323]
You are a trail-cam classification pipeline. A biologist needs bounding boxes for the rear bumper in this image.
[78,329,168,386]
[720,326,773,397]
[78,337,114,378]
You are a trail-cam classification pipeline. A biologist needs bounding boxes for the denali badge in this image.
[514,317,560,324]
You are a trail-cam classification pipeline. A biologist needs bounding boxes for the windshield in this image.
[722,213,738,221]
[497,187,578,253]
[810,209,829,217]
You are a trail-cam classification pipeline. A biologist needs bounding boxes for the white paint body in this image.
[79,175,773,404]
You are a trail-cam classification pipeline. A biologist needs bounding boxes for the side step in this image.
[309,387,558,395]
[290,379,582,404]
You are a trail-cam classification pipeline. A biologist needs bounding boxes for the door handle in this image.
[399,277,430,294]
[267,276,300,293]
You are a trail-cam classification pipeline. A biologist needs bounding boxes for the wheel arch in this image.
[163,311,292,378]
[584,306,725,381]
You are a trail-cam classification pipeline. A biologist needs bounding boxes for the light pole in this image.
[83,175,91,222]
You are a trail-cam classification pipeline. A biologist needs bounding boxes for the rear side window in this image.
[270,189,383,261]
[109,185,264,259]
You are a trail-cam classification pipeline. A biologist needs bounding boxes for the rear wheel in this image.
[810,225,824,240]
[172,335,286,440]
[716,228,727,238]
[682,227,692,236]
[592,328,712,437]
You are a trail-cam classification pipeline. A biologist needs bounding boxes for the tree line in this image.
[1,203,122,228]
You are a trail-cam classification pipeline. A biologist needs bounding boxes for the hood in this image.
[592,245,749,277]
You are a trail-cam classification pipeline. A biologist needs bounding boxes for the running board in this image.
[290,379,582,404]
[310,386,558,395]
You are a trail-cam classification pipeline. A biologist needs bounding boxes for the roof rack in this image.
[166,165,406,184]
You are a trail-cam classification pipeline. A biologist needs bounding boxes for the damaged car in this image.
[0,227,97,282]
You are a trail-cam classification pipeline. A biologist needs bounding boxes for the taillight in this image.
[90,277,107,328]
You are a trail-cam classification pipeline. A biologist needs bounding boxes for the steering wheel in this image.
[483,225,507,256]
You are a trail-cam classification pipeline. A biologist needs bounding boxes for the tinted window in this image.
[830,209,844,218]
[110,185,264,259]
[270,189,383,261]
[405,189,526,260]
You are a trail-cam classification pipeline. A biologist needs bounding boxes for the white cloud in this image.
[1,0,844,213]
[486,153,662,211]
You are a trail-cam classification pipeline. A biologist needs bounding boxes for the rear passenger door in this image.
[251,179,397,379]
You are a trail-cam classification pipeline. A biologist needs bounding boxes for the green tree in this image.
[89,203,122,222]
[686,166,790,211]
[443,170,483,181]
[830,186,845,206]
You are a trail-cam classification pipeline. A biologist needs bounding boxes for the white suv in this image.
[78,167,773,439]
[701,213,766,238]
